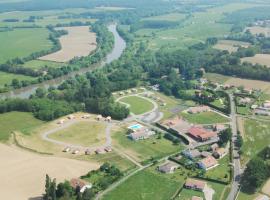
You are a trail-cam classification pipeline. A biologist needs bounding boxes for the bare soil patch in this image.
[39,26,96,62]
[241,54,270,67]
[245,26,270,37]
[213,40,250,53]
[262,178,270,196]
[0,143,99,200]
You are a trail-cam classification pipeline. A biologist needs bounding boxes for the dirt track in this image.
[39,26,97,62]
[0,144,99,200]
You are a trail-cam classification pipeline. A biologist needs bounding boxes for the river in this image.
[0,24,126,99]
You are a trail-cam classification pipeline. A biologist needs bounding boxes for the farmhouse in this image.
[185,178,207,191]
[63,147,71,152]
[197,156,218,170]
[128,124,155,141]
[104,146,112,152]
[254,109,270,116]
[159,117,191,136]
[58,119,65,124]
[182,149,201,160]
[187,106,210,114]
[70,178,92,193]
[187,127,217,142]
[96,115,103,121]
[95,148,106,154]
[68,115,75,120]
[239,97,252,106]
[213,147,227,159]
[158,161,179,174]
[72,149,80,154]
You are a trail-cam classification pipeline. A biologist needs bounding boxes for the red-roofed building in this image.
[185,178,207,191]
[197,156,218,170]
[187,127,217,141]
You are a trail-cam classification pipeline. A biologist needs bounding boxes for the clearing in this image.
[241,54,270,68]
[181,111,229,124]
[213,40,251,53]
[39,26,97,63]
[0,71,36,87]
[23,59,63,70]
[119,95,155,115]
[0,143,99,200]
[0,112,44,141]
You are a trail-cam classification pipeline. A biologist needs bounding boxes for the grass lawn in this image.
[236,106,251,115]
[204,73,230,84]
[119,96,154,115]
[241,119,270,164]
[112,131,183,163]
[23,60,63,70]
[49,121,107,147]
[102,169,181,200]
[181,111,229,124]
[0,71,36,87]
[0,28,53,64]
[176,188,204,200]
[211,99,226,110]
[0,112,44,141]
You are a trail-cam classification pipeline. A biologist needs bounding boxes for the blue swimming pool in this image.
[128,124,143,130]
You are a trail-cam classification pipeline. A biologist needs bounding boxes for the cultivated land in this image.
[0,112,44,141]
[49,121,107,147]
[181,111,229,124]
[0,28,53,64]
[23,59,64,70]
[0,71,36,87]
[39,26,97,63]
[241,54,270,67]
[241,118,270,164]
[119,96,154,115]
[245,26,270,37]
[213,40,251,53]
[0,143,99,200]
[142,13,186,22]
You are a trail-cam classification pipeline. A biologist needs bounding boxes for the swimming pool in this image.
[128,124,143,130]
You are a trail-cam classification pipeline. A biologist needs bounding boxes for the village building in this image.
[254,109,270,116]
[128,124,155,141]
[187,106,210,114]
[263,101,270,108]
[184,178,207,191]
[72,149,80,154]
[254,195,270,200]
[251,104,258,110]
[197,156,218,170]
[192,196,204,200]
[96,115,103,121]
[68,114,75,120]
[63,147,71,152]
[58,119,65,124]
[159,117,191,136]
[213,148,227,159]
[211,143,219,152]
[201,151,211,158]
[104,146,112,152]
[85,149,91,155]
[95,148,106,154]
[158,161,179,174]
[182,149,201,160]
[187,127,217,142]
[82,114,91,119]
[238,97,252,106]
[105,116,112,122]
[70,178,92,193]
[213,124,227,132]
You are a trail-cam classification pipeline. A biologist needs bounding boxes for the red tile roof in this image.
[188,127,217,140]
[185,178,206,190]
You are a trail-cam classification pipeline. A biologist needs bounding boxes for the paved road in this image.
[227,94,242,200]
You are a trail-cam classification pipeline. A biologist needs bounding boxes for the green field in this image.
[119,96,154,115]
[176,188,205,200]
[49,121,107,147]
[241,119,270,164]
[113,131,183,162]
[0,112,44,141]
[23,60,63,70]
[181,111,229,124]
[204,73,230,84]
[102,169,181,200]
[0,28,53,64]
[142,13,186,22]
[0,71,36,87]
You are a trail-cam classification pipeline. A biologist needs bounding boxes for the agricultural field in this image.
[23,60,63,70]
[142,13,186,22]
[48,121,107,147]
[102,169,181,200]
[181,111,229,124]
[39,26,97,63]
[0,71,36,87]
[119,96,154,115]
[112,130,183,163]
[0,112,44,141]
[204,73,230,84]
[241,54,270,68]
[245,26,270,37]
[213,40,251,53]
[0,28,53,64]
[240,118,270,164]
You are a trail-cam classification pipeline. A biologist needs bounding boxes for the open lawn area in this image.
[241,54,270,68]
[0,71,36,87]
[23,60,63,70]
[204,73,230,84]
[176,188,204,200]
[0,112,44,141]
[181,111,229,124]
[102,169,181,200]
[48,121,107,147]
[0,28,53,64]
[241,119,270,164]
[112,131,183,163]
[119,96,154,115]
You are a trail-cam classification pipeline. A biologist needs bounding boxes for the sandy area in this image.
[0,143,99,200]
[213,40,250,53]
[262,179,270,196]
[246,26,270,37]
[241,54,270,67]
[39,26,97,63]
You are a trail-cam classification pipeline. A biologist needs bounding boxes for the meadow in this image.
[241,54,270,68]
[181,111,229,124]
[23,60,63,70]
[142,13,186,22]
[119,96,154,115]
[0,28,53,64]
[0,71,36,87]
[0,112,44,141]
[213,40,251,53]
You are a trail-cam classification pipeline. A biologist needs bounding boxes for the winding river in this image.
[0,24,126,99]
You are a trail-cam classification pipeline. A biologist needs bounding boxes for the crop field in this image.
[0,143,99,200]
[213,40,251,53]
[181,111,229,124]
[142,13,186,22]
[119,96,154,115]
[245,26,270,37]
[39,26,97,62]
[241,119,270,164]
[0,71,36,87]
[0,112,44,141]
[241,54,270,68]
[48,121,107,147]
[112,131,183,162]
[0,28,53,64]
[102,169,181,200]
[23,60,63,70]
